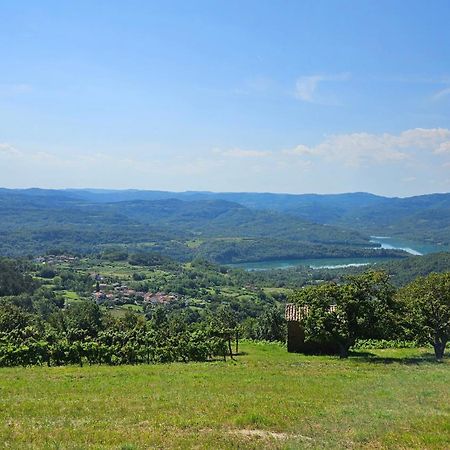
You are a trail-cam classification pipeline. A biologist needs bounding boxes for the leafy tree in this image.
[0,258,37,296]
[398,272,450,360]
[0,301,31,332]
[213,304,238,331]
[132,272,146,281]
[146,306,169,330]
[33,297,60,320]
[101,248,129,261]
[208,304,238,359]
[240,317,258,340]
[255,306,286,342]
[38,267,57,279]
[344,271,399,340]
[118,311,146,331]
[291,271,397,358]
[65,301,103,336]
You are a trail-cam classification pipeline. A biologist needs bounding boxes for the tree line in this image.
[291,271,450,360]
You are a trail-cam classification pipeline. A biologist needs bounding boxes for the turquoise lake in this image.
[230,237,449,271]
[369,236,448,256]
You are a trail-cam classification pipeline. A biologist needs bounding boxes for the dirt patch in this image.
[230,429,313,441]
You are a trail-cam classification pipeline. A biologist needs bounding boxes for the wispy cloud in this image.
[294,73,350,103]
[0,143,22,157]
[294,75,324,102]
[432,86,450,101]
[282,144,315,156]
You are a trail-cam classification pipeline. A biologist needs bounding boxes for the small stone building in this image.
[285,303,306,352]
[285,303,339,354]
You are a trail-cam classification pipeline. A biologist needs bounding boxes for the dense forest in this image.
[0,189,408,263]
[15,188,448,244]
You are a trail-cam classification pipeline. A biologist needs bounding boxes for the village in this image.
[91,276,178,308]
[34,254,79,265]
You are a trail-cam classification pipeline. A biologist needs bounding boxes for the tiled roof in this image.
[285,303,337,321]
[285,303,304,321]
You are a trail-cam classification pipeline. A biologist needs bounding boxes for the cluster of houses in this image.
[92,279,178,307]
[34,254,78,264]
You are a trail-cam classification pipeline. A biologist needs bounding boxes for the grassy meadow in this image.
[0,342,449,449]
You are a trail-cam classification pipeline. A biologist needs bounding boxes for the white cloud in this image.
[2,128,450,195]
[294,73,350,103]
[393,128,450,148]
[435,140,450,154]
[282,128,450,167]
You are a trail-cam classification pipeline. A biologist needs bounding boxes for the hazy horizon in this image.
[2,185,450,199]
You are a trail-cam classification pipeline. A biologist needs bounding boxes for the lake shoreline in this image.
[228,237,447,271]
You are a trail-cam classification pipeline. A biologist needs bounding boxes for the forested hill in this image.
[28,188,449,245]
[2,187,449,261]
[0,190,365,244]
[0,189,405,263]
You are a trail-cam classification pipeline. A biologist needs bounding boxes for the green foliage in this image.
[128,252,174,267]
[0,263,235,367]
[254,306,286,342]
[1,250,449,366]
[38,267,57,279]
[65,301,103,336]
[398,272,450,360]
[0,189,404,264]
[291,271,400,357]
[0,316,230,367]
[377,252,450,286]
[352,339,419,349]
[0,258,37,296]
[0,302,31,333]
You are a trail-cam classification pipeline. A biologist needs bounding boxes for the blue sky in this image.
[1,0,450,196]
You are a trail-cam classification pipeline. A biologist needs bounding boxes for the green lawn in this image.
[0,342,448,449]
[62,290,82,302]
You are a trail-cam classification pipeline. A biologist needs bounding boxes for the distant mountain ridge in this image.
[66,189,450,244]
[3,188,448,244]
[0,188,410,263]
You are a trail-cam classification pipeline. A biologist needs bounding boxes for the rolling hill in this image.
[50,188,450,245]
[0,189,405,263]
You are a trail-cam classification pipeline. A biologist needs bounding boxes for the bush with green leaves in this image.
[0,324,230,367]
[0,300,232,367]
[352,339,419,350]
